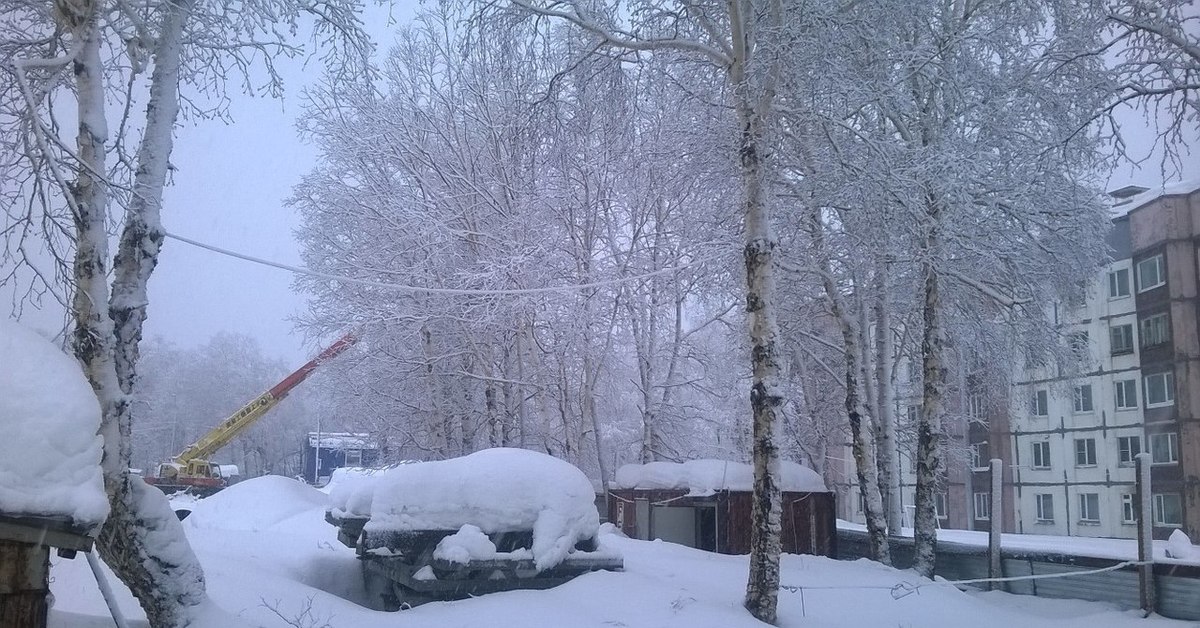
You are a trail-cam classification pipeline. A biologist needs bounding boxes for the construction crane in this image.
[145,332,358,495]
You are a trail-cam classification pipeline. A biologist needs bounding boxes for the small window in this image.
[1036,494,1055,523]
[1074,438,1097,467]
[1144,372,1175,407]
[1032,441,1051,469]
[1031,390,1049,417]
[1117,436,1141,467]
[344,448,362,466]
[1139,313,1170,348]
[974,492,991,521]
[967,394,985,421]
[971,442,990,470]
[1114,379,1138,410]
[1122,494,1137,524]
[1108,268,1130,298]
[1150,432,1178,464]
[935,493,947,520]
[1078,493,1100,522]
[1073,384,1094,413]
[1136,254,1165,292]
[1068,331,1090,357]
[1110,324,1135,355]
[1154,493,1183,526]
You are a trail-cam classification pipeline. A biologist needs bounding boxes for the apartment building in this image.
[838,182,1198,545]
[1009,182,1199,542]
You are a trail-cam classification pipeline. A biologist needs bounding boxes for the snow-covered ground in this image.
[838,520,1200,565]
[47,476,1193,628]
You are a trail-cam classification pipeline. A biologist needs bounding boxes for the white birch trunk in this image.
[874,261,903,536]
[65,1,209,625]
[914,203,945,579]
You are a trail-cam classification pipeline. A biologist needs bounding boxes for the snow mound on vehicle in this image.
[365,448,601,571]
[0,318,108,528]
[614,459,828,495]
[186,475,326,531]
[326,466,388,518]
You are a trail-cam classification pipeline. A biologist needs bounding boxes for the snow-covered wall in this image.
[0,319,108,528]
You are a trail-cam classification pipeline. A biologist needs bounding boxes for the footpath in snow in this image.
[46,475,1197,628]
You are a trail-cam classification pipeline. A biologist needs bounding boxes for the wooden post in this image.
[1136,452,1155,615]
[0,540,49,628]
[988,458,1002,590]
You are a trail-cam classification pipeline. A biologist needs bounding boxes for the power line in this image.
[164,231,717,297]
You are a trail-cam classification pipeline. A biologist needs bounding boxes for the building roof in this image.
[307,432,378,450]
[1110,179,1200,218]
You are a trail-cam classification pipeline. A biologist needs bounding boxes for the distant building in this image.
[302,432,383,484]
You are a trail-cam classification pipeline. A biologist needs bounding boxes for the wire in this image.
[164,231,717,297]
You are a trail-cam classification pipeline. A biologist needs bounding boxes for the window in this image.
[1031,389,1049,417]
[1075,438,1097,466]
[1150,432,1179,464]
[1036,494,1055,523]
[1110,324,1135,355]
[1068,331,1090,358]
[1115,379,1138,410]
[344,448,362,466]
[1073,384,1094,413]
[1144,372,1175,407]
[1032,441,1051,469]
[935,493,947,520]
[974,492,991,521]
[1078,493,1100,522]
[971,442,989,470]
[1136,254,1165,292]
[967,395,985,421]
[1140,313,1170,348]
[1154,494,1183,526]
[1108,268,1131,298]
[1122,494,1137,524]
[1118,436,1141,467]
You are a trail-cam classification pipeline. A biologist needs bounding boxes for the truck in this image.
[144,332,357,496]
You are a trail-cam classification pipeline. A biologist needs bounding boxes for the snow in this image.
[186,474,327,531]
[1110,178,1200,218]
[307,432,378,449]
[326,465,389,517]
[0,318,108,528]
[363,448,602,571]
[48,474,1194,628]
[614,459,828,495]
[433,524,498,564]
[839,520,1200,566]
[1165,529,1200,562]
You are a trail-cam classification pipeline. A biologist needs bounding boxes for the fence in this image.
[837,528,1200,620]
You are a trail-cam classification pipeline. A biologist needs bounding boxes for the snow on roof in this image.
[307,432,378,449]
[1110,178,1200,218]
[0,319,108,528]
[614,459,829,495]
[359,448,602,571]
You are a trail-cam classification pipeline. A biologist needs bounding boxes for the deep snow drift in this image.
[47,474,1195,628]
[0,318,108,528]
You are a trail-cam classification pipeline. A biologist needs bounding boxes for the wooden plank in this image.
[0,540,49,628]
[0,516,93,552]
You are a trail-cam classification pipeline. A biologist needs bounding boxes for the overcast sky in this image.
[10,6,1197,366]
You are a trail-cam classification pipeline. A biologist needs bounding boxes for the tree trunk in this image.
[0,541,48,628]
[739,98,784,628]
[874,260,903,536]
[807,209,890,565]
[914,206,945,579]
[64,2,209,625]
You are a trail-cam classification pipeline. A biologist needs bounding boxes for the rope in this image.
[165,231,716,297]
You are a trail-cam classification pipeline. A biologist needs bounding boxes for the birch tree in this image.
[2,0,370,623]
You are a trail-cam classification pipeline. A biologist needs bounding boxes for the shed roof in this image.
[614,459,829,495]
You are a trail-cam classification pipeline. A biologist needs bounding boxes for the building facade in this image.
[1010,182,1197,541]
[838,182,1198,544]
